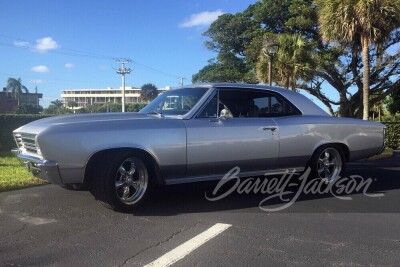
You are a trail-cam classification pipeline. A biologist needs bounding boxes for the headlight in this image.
[36,141,42,157]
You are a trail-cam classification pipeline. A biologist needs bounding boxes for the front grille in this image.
[14,133,38,154]
[14,134,23,148]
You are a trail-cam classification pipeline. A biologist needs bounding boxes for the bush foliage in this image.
[383,122,400,149]
[0,114,50,151]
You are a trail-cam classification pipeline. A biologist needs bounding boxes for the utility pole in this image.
[116,58,132,112]
[179,77,186,87]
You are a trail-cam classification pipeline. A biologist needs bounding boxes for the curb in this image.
[394,150,400,158]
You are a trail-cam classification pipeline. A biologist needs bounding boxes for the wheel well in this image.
[84,148,164,186]
[315,143,350,162]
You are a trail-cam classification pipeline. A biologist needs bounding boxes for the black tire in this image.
[61,184,88,191]
[90,151,151,211]
[308,145,345,182]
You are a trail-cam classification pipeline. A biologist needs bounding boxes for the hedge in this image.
[382,122,400,149]
[0,114,50,151]
[1,114,399,151]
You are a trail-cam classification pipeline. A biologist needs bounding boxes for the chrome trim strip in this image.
[165,167,305,185]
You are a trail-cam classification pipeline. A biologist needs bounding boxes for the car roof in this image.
[174,83,329,116]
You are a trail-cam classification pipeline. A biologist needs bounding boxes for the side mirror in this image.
[219,109,233,119]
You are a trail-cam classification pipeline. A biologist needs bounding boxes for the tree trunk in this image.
[361,35,370,120]
[286,75,289,89]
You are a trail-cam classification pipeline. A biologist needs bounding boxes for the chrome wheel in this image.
[316,148,342,182]
[115,157,148,205]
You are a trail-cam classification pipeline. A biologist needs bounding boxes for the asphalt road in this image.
[1,154,399,266]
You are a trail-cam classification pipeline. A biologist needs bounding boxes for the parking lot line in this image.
[144,223,232,267]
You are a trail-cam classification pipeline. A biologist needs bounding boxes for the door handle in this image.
[262,127,277,132]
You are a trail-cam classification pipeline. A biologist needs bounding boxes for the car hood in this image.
[13,112,167,134]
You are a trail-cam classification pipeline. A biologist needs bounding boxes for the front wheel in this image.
[308,146,345,183]
[90,152,150,211]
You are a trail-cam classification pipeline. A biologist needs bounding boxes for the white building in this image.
[61,86,171,108]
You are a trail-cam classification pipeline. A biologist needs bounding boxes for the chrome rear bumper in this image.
[11,148,63,185]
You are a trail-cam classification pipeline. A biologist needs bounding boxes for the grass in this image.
[368,148,394,161]
[0,151,47,193]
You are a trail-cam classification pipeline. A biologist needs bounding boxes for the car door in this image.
[183,88,280,179]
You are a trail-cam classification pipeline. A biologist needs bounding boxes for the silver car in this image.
[12,83,386,211]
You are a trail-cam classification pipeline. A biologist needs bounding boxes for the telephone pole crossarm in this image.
[179,77,186,87]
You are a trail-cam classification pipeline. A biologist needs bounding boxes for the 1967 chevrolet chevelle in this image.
[12,83,385,211]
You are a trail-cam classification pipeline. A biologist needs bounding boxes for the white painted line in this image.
[12,214,57,225]
[144,223,232,267]
[17,215,57,225]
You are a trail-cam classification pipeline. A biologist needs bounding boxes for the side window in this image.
[218,89,300,118]
[269,96,299,115]
[219,89,260,118]
[197,93,218,118]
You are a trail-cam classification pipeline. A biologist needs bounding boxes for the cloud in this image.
[31,65,49,73]
[34,37,59,52]
[179,10,224,28]
[64,63,75,69]
[12,37,59,52]
[30,79,44,84]
[14,41,30,48]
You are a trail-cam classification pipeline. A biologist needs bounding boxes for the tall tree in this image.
[67,101,78,109]
[194,0,400,118]
[5,78,29,106]
[256,34,314,90]
[140,83,158,102]
[51,99,64,108]
[386,90,400,118]
[43,99,71,115]
[316,0,400,120]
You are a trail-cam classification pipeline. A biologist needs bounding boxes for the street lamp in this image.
[262,40,279,86]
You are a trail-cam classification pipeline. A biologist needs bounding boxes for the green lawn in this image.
[368,148,394,161]
[0,151,47,193]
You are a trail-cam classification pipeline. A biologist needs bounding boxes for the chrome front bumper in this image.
[11,149,63,185]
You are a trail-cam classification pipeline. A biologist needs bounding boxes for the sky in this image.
[0,0,258,107]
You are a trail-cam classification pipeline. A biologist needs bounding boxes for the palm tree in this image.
[256,34,313,90]
[5,78,29,106]
[51,99,64,108]
[315,0,400,120]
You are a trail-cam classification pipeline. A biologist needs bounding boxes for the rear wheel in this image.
[309,146,345,183]
[90,152,150,211]
[61,184,88,191]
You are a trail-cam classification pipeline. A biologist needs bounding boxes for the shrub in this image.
[127,103,148,112]
[382,122,400,149]
[0,114,50,151]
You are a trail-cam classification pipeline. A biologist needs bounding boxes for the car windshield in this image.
[140,87,209,115]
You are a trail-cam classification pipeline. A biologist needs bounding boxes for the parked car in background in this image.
[12,83,386,211]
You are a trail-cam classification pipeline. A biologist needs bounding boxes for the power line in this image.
[132,61,181,79]
[0,71,117,86]
[0,34,185,83]
[0,41,115,60]
[0,34,116,60]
